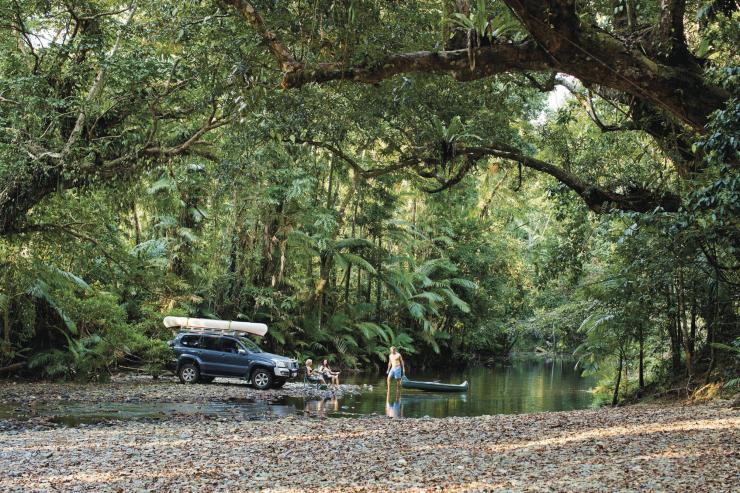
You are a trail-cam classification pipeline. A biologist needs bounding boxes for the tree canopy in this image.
[1,0,737,399]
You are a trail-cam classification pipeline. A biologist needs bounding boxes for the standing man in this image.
[386,346,406,395]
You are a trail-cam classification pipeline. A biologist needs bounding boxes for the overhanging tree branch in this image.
[62,5,137,158]
[281,43,553,88]
[0,111,230,236]
[455,146,682,213]
[223,0,300,73]
[303,137,683,212]
[227,0,728,130]
[293,139,420,179]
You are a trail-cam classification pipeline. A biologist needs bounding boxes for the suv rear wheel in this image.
[251,368,273,390]
[178,362,200,384]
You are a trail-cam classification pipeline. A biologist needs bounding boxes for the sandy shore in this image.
[0,400,737,492]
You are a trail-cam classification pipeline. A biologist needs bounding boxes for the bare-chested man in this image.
[386,346,405,394]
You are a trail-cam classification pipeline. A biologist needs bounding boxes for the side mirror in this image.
[238,349,247,355]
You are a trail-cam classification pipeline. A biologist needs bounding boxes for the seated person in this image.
[318,359,340,386]
[305,359,325,384]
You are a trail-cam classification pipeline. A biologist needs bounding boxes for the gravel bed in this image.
[0,376,366,431]
[0,400,737,492]
[0,375,363,404]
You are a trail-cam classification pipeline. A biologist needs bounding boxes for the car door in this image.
[198,335,223,375]
[218,337,249,377]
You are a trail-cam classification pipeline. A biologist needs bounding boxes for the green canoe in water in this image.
[401,375,469,392]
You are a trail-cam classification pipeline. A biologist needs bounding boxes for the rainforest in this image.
[1,0,738,405]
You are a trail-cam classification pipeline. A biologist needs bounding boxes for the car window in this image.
[239,337,263,353]
[200,336,220,351]
[220,338,240,354]
[180,335,201,347]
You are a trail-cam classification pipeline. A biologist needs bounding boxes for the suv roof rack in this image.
[163,316,268,337]
[178,328,250,337]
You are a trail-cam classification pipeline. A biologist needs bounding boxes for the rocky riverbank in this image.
[0,374,363,403]
[0,400,737,492]
[0,375,365,431]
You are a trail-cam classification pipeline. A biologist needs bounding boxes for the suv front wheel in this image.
[251,368,273,390]
[178,362,200,384]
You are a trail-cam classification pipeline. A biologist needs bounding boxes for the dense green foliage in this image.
[1,1,737,402]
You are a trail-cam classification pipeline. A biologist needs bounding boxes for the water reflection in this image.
[3,400,298,425]
[385,387,402,418]
[291,358,596,419]
[303,396,340,416]
[0,359,596,425]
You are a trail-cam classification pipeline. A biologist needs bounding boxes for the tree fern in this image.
[439,288,471,313]
[335,252,377,275]
[26,280,77,334]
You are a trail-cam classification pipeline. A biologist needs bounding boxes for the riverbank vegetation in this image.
[1,1,737,404]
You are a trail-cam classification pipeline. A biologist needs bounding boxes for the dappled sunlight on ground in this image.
[1,401,737,492]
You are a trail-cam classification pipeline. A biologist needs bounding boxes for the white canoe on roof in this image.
[163,316,268,337]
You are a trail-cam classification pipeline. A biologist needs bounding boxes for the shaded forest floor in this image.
[1,400,737,492]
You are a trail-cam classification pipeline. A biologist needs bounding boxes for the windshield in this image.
[239,336,263,353]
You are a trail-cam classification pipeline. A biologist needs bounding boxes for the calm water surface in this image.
[0,359,596,425]
[288,358,596,418]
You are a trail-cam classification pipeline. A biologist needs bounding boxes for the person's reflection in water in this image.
[303,399,319,416]
[304,396,339,417]
[324,396,339,414]
[385,385,402,418]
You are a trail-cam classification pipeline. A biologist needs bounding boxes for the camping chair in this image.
[303,367,323,390]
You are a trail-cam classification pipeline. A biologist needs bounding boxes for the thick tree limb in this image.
[222,0,300,73]
[62,6,136,157]
[303,136,683,212]
[459,146,681,213]
[228,0,728,130]
[0,113,229,236]
[284,43,553,88]
[294,139,420,178]
[556,75,698,171]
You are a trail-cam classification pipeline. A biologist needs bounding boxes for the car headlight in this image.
[272,359,287,368]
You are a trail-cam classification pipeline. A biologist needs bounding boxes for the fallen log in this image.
[0,362,26,373]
